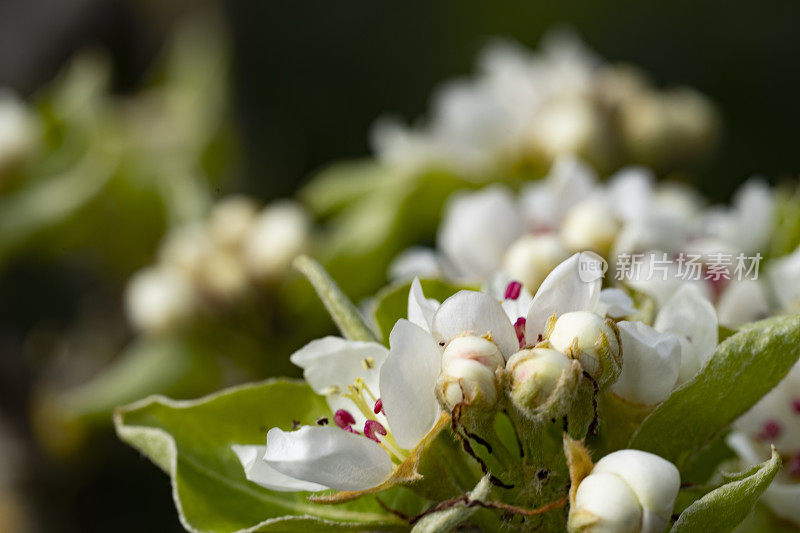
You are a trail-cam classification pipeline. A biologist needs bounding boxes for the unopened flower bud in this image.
[208,196,259,249]
[569,449,680,533]
[531,96,604,162]
[125,266,196,334]
[506,348,578,418]
[195,249,249,301]
[560,199,620,256]
[436,335,504,412]
[158,223,211,277]
[244,201,310,281]
[502,234,569,291]
[549,311,621,389]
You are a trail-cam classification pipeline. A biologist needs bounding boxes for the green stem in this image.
[293,255,379,343]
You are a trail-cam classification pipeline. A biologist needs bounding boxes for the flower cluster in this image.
[233,253,711,532]
[372,32,717,179]
[390,156,783,329]
[126,196,310,334]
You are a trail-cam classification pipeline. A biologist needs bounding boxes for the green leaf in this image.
[671,448,781,533]
[630,312,800,469]
[293,255,379,343]
[115,379,424,533]
[372,278,468,343]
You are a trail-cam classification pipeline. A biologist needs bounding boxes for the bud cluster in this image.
[126,196,310,334]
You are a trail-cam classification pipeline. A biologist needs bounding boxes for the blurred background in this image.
[0,0,798,531]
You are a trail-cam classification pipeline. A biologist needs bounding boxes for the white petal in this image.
[437,186,523,279]
[232,445,326,492]
[607,166,655,222]
[654,284,718,384]
[388,247,442,281]
[769,245,800,313]
[571,472,642,532]
[432,291,518,358]
[381,319,443,449]
[716,279,770,327]
[408,277,440,332]
[593,449,680,521]
[598,288,636,318]
[290,337,388,399]
[526,252,602,341]
[520,156,598,229]
[264,426,393,491]
[612,321,681,405]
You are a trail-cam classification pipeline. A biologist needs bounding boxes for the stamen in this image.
[505,281,522,300]
[514,317,526,348]
[316,417,329,426]
[364,420,388,442]
[756,420,782,441]
[373,398,384,414]
[324,385,342,395]
[791,398,800,414]
[362,357,375,370]
[334,409,356,429]
[788,454,800,478]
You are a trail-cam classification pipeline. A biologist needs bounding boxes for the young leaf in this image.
[671,448,781,533]
[114,379,423,532]
[293,255,379,343]
[373,279,467,343]
[629,312,800,469]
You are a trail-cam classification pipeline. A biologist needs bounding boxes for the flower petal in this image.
[437,186,523,279]
[388,247,442,281]
[716,279,770,327]
[290,337,388,399]
[232,444,326,492]
[380,319,443,449]
[597,288,636,319]
[408,277,440,332]
[432,290,518,358]
[264,426,393,491]
[654,284,718,384]
[607,166,655,222]
[612,321,681,405]
[525,252,602,341]
[592,449,680,521]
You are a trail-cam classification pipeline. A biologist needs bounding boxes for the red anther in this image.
[334,409,356,429]
[373,398,384,414]
[791,398,800,414]
[514,317,527,348]
[788,454,800,478]
[756,420,782,441]
[505,281,522,300]
[364,420,387,443]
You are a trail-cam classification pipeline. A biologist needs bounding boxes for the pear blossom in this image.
[371,32,716,178]
[233,336,405,492]
[569,449,680,533]
[728,363,800,526]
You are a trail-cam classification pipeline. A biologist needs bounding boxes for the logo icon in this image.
[578,251,608,282]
